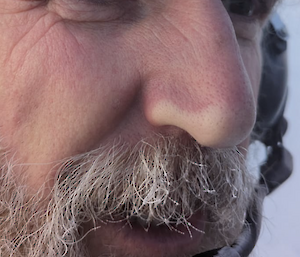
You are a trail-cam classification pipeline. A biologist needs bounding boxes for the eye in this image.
[222,0,255,16]
[50,0,124,22]
[77,0,120,6]
[221,0,270,18]
[50,0,141,22]
[221,0,274,40]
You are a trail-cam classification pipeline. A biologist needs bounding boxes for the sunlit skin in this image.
[0,0,273,256]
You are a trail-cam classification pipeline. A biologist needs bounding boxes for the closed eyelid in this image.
[77,0,121,6]
[47,0,145,23]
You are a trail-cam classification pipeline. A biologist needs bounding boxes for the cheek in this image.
[239,41,262,102]
[0,14,138,163]
[237,40,262,151]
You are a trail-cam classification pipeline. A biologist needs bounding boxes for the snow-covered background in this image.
[254,1,300,256]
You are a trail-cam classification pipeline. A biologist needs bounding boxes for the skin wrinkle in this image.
[0,1,42,15]
[159,14,200,66]
[0,0,276,256]
[11,22,128,162]
[160,2,232,62]
[4,22,82,146]
[3,12,61,72]
[140,9,254,127]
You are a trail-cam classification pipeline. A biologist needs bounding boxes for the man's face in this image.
[0,0,275,256]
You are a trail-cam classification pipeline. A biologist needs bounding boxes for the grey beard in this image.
[0,135,257,257]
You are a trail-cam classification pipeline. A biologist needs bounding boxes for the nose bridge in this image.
[141,1,256,148]
[144,0,238,70]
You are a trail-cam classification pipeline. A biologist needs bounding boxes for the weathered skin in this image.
[0,0,263,189]
[0,0,268,256]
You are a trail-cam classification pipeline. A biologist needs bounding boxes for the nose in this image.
[141,0,256,148]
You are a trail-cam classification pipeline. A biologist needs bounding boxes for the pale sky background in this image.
[254,1,300,256]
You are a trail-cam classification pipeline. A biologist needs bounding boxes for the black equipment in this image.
[194,12,293,257]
